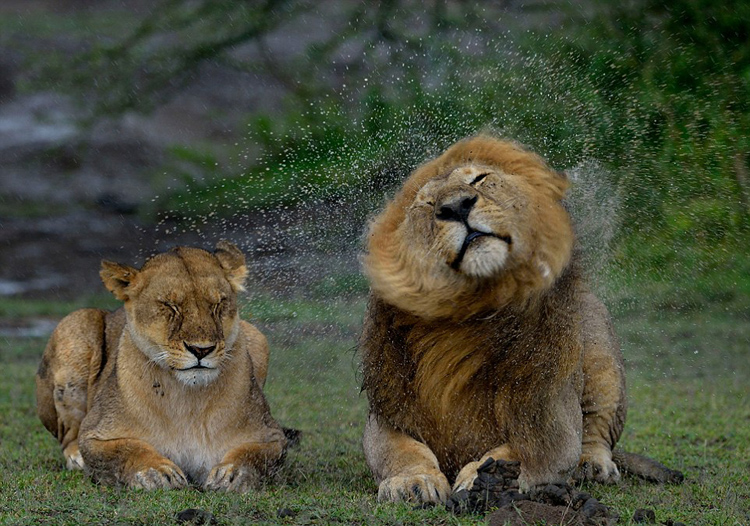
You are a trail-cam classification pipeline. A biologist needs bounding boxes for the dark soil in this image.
[447,458,617,526]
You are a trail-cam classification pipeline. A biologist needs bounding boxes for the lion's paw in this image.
[204,462,260,493]
[131,462,188,490]
[378,472,450,504]
[452,460,482,493]
[575,451,620,484]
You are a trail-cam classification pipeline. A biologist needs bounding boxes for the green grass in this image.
[1,285,749,525]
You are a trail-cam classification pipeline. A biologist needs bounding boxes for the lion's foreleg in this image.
[576,293,627,484]
[577,388,625,483]
[363,414,450,504]
[79,437,188,490]
[505,381,583,491]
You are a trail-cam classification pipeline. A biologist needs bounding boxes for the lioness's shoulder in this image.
[238,319,267,347]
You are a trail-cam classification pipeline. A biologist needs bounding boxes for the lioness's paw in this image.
[63,443,85,471]
[378,472,450,504]
[131,463,188,490]
[575,452,620,484]
[204,463,260,493]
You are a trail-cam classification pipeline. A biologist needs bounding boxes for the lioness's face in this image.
[406,164,534,279]
[101,243,248,387]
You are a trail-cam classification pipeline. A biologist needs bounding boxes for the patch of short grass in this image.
[0,319,481,526]
[591,303,750,525]
[1,285,749,525]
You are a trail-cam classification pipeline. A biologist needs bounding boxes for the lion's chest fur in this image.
[361,270,585,477]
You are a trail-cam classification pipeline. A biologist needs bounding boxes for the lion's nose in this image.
[435,195,477,223]
[184,342,216,360]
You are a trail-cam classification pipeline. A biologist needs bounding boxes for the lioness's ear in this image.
[100,260,139,301]
[214,240,247,292]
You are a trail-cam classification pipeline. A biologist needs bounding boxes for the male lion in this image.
[360,136,665,504]
[36,241,287,491]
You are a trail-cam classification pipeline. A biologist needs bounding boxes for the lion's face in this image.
[407,164,526,279]
[100,242,248,387]
[365,136,574,320]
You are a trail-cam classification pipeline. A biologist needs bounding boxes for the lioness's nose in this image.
[435,195,477,223]
[184,342,216,360]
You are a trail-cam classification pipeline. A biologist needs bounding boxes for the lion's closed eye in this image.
[469,172,489,186]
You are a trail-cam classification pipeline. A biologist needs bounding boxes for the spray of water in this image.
[150,34,630,307]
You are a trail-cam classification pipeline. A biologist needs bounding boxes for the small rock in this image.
[581,497,611,520]
[175,508,217,525]
[277,507,296,519]
[633,508,657,523]
[282,427,302,448]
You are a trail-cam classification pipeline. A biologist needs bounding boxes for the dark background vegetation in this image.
[1,1,749,525]
[2,0,749,296]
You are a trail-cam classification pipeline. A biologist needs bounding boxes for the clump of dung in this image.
[446,458,617,526]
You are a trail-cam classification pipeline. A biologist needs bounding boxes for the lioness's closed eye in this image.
[36,241,288,491]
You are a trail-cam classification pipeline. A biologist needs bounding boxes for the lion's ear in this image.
[100,260,139,301]
[214,240,247,292]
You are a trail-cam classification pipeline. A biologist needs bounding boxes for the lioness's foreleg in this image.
[204,433,287,492]
[363,414,451,504]
[576,292,626,484]
[36,309,107,471]
[79,437,188,490]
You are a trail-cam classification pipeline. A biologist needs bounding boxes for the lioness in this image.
[36,241,287,491]
[360,136,675,504]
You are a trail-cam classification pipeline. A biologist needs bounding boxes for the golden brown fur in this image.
[36,241,287,491]
[360,136,627,503]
